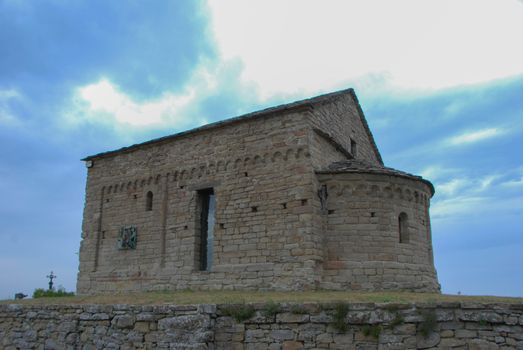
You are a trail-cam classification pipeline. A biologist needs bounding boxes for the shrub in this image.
[32,287,74,298]
[290,304,308,314]
[221,304,256,323]
[389,312,404,329]
[362,324,382,339]
[262,300,281,318]
[332,302,349,333]
[419,310,437,338]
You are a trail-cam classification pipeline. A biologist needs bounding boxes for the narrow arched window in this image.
[399,212,409,243]
[350,138,357,157]
[145,191,153,211]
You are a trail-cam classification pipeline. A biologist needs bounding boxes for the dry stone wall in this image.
[1,301,522,349]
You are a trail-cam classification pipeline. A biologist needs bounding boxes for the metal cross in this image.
[46,271,57,290]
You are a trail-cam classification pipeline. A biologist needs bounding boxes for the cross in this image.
[46,271,57,290]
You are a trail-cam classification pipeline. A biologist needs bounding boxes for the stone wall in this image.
[1,301,522,349]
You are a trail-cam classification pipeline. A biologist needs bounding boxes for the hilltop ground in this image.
[2,291,522,305]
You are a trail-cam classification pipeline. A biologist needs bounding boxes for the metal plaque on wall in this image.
[117,226,137,250]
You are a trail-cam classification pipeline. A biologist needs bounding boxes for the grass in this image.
[32,288,74,298]
[388,312,405,329]
[220,303,256,322]
[1,291,522,305]
[262,300,281,318]
[419,309,438,338]
[362,324,382,339]
[331,302,349,333]
[290,304,309,314]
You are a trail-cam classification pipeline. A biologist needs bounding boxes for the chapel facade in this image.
[77,88,440,294]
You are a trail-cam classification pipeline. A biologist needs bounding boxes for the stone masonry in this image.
[77,88,439,294]
[1,301,523,349]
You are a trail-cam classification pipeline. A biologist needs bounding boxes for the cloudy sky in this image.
[1,0,522,299]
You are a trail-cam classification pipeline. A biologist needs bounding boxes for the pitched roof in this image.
[82,88,382,162]
[317,159,434,196]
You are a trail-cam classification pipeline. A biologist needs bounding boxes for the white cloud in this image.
[501,177,523,187]
[207,0,523,98]
[68,60,240,129]
[419,165,461,182]
[430,172,521,221]
[447,128,504,146]
[432,195,523,219]
[0,88,22,126]
[431,195,487,218]
[435,174,500,198]
[65,57,263,132]
[478,175,499,192]
[437,178,469,197]
[77,79,197,127]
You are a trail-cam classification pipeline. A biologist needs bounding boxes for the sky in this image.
[0,0,522,299]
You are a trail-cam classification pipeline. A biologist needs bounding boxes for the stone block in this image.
[282,341,303,350]
[416,332,440,349]
[245,329,266,342]
[333,333,353,345]
[439,337,466,347]
[455,329,477,338]
[440,329,454,338]
[270,329,295,341]
[134,321,149,333]
[458,311,503,323]
[112,315,135,329]
[468,339,500,350]
[158,314,209,332]
[276,313,309,324]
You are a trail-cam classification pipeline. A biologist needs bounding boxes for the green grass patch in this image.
[331,302,349,333]
[362,324,382,339]
[220,304,256,323]
[32,288,74,298]
[419,309,438,338]
[290,304,309,314]
[262,300,281,318]
[388,312,404,329]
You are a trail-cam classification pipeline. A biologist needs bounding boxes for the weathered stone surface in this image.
[455,329,477,338]
[245,329,266,342]
[468,339,500,350]
[310,312,332,323]
[136,312,157,322]
[416,332,440,348]
[333,333,353,345]
[276,313,309,323]
[270,329,295,341]
[440,329,454,338]
[112,315,135,329]
[158,314,209,332]
[282,341,303,350]
[439,337,466,347]
[458,311,504,323]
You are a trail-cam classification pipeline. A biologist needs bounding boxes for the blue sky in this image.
[0,0,522,299]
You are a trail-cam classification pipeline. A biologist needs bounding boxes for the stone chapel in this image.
[77,88,440,294]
